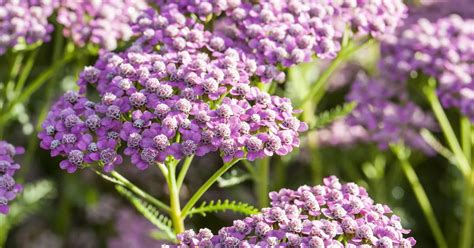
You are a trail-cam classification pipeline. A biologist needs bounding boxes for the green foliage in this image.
[187,199,259,218]
[0,180,56,246]
[312,102,357,130]
[115,185,175,240]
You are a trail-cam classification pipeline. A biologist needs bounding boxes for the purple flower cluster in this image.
[40,46,306,171]
[317,120,368,147]
[381,14,474,122]
[336,0,407,38]
[0,0,56,54]
[175,176,416,247]
[57,0,147,51]
[0,140,23,215]
[410,0,474,20]
[137,0,406,83]
[344,75,437,154]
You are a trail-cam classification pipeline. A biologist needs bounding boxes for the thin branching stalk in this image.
[392,145,448,248]
[460,117,473,248]
[177,155,194,190]
[423,78,470,176]
[181,159,241,218]
[107,171,171,213]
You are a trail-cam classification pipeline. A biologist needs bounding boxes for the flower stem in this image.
[297,39,375,110]
[14,50,38,98]
[255,157,270,208]
[460,117,473,248]
[181,159,241,218]
[177,155,194,190]
[108,171,171,213]
[392,145,448,248]
[460,172,474,248]
[167,161,185,234]
[422,78,470,176]
[0,51,76,126]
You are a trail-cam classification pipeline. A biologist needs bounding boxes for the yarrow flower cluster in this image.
[381,14,474,122]
[140,0,406,83]
[57,0,147,51]
[343,75,437,154]
[39,0,409,172]
[317,120,368,147]
[175,176,416,247]
[0,0,56,54]
[0,140,23,215]
[410,0,474,20]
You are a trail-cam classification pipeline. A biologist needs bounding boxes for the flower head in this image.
[381,14,474,122]
[175,176,415,247]
[0,141,24,215]
[57,0,147,51]
[0,0,57,54]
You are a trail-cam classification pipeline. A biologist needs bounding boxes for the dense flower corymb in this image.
[0,0,56,54]
[381,14,474,122]
[0,141,23,215]
[175,176,415,247]
[137,0,406,83]
[346,75,437,154]
[57,0,147,51]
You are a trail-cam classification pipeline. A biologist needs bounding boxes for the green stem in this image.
[23,31,65,174]
[242,160,256,176]
[421,129,456,165]
[460,172,474,248]
[109,171,171,213]
[0,54,24,138]
[0,51,76,126]
[14,50,38,98]
[461,117,471,164]
[4,53,24,99]
[255,157,270,208]
[460,117,473,248]
[181,159,241,218]
[298,39,375,110]
[392,146,448,248]
[0,217,11,247]
[167,161,185,234]
[177,155,194,190]
[423,78,470,176]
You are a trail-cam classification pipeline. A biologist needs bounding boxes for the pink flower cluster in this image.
[175,176,416,247]
[0,140,23,215]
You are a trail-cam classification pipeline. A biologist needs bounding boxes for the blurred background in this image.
[0,0,472,247]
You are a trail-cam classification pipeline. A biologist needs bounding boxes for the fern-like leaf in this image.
[187,199,259,218]
[115,185,175,240]
[312,102,357,130]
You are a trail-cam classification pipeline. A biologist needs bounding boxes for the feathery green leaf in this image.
[312,102,357,130]
[186,199,259,218]
[115,185,175,240]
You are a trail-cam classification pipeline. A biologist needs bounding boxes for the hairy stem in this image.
[392,146,448,248]
[181,159,241,218]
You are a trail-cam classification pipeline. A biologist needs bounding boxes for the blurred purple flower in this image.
[0,140,24,215]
